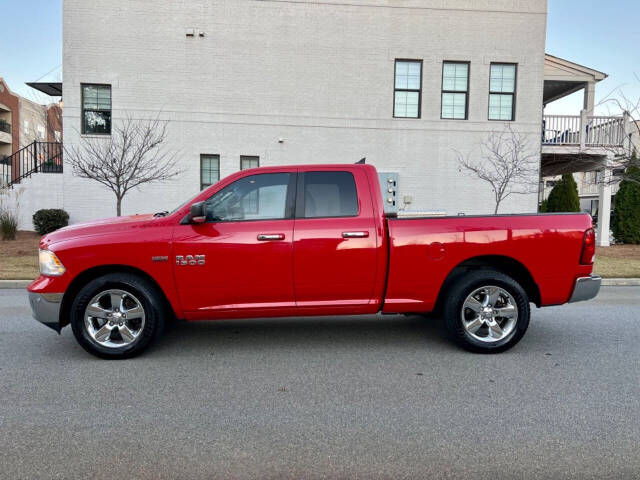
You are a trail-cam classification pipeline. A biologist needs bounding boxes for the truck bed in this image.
[383,213,595,313]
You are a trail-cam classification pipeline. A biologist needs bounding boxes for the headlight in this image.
[39,249,66,277]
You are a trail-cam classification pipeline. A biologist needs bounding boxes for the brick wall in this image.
[46,104,63,143]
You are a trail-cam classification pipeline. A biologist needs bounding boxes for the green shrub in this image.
[539,198,548,213]
[612,166,640,244]
[0,209,18,240]
[32,209,69,235]
[546,174,580,212]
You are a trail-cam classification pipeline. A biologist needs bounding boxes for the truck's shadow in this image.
[151,314,454,354]
[43,313,563,359]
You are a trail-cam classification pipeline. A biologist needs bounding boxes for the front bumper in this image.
[28,292,64,333]
[569,275,601,303]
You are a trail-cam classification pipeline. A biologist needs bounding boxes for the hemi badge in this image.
[152,256,169,262]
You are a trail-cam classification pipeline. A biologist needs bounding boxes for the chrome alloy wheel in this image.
[461,286,518,343]
[84,289,146,348]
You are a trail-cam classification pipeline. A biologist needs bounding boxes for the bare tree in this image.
[65,114,182,216]
[456,124,539,214]
[597,83,640,186]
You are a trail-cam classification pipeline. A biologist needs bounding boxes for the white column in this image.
[583,81,596,114]
[597,168,611,247]
[579,109,587,150]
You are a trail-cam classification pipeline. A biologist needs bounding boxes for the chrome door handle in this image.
[342,231,369,238]
[257,233,285,241]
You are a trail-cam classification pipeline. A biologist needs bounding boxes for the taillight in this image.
[580,228,596,265]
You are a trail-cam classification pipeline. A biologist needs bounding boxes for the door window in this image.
[299,171,359,218]
[204,173,292,222]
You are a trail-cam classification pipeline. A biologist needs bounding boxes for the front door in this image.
[173,171,296,316]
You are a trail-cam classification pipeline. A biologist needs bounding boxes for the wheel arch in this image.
[434,255,541,313]
[59,265,177,329]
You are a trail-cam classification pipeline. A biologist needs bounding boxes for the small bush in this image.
[32,209,69,235]
[612,166,640,244]
[539,198,548,213]
[0,209,18,240]
[546,174,580,212]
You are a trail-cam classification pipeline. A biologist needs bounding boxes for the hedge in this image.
[33,209,69,235]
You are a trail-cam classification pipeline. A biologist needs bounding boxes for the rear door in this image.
[293,168,378,311]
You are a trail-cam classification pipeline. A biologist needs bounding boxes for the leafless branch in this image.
[65,113,183,216]
[456,124,539,214]
[595,85,640,187]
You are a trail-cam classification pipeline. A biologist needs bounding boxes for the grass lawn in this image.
[594,245,640,279]
[1,231,640,280]
[0,231,40,280]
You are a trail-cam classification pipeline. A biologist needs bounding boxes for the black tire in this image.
[442,269,530,353]
[70,273,166,359]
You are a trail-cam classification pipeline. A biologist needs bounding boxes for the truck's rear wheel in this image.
[70,273,165,359]
[443,270,530,353]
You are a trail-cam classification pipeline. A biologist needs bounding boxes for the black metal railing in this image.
[0,120,10,134]
[0,141,63,187]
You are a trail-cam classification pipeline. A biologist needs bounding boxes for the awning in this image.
[26,82,62,97]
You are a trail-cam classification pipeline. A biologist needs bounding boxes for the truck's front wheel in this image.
[443,270,530,353]
[70,273,166,359]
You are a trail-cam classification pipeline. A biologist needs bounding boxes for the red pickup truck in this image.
[28,164,600,358]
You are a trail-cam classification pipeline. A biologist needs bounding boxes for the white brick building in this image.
[57,0,548,223]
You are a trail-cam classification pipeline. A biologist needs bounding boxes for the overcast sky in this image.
[0,0,637,114]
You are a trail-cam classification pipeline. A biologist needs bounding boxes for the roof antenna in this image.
[355,157,366,164]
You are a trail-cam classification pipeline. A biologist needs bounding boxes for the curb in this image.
[0,280,32,289]
[601,278,640,286]
[2,278,640,289]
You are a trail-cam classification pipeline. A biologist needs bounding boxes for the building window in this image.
[441,62,469,120]
[394,60,422,118]
[489,64,517,121]
[82,84,112,134]
[200,154,220,190]
[240,155,260,170]
[23,120,29,135]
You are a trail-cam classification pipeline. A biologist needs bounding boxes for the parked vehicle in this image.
[29,164,600,358]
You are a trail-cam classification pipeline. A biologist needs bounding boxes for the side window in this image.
[300,171,358,218]
[82,84,112,134]
[240,155,260,170]
[200,154,220,190]
[394,60,422,119]
[441,61,469,120]
[489,63,517,121]
[204,173,291,222]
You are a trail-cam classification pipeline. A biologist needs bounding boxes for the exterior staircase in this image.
[0,141,63,188]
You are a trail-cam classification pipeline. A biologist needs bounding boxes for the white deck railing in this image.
[542,113,626,147]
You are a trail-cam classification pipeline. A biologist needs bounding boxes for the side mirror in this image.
[189,201,206,224]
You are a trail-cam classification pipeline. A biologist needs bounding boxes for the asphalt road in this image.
[1,287,640,479]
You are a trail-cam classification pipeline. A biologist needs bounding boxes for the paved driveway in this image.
[1,287,639,479]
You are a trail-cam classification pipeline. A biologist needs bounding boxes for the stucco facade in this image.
[62,0,548,222]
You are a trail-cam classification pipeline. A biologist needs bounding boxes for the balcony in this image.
[542,114,626,148]
[0,120,10,145]
[0,120,10,135]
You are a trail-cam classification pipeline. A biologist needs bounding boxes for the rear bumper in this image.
[569,275,601,303]
[28,292,63,333]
